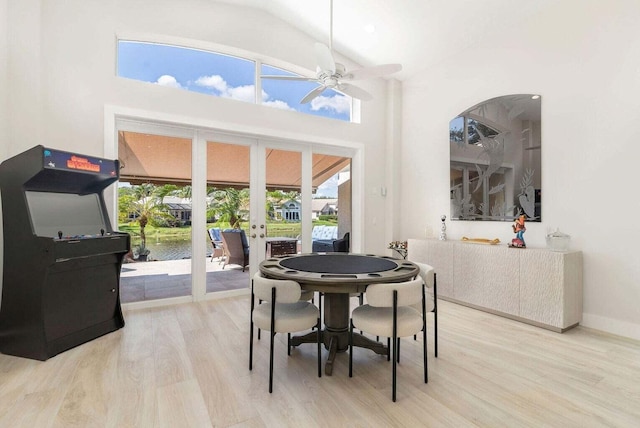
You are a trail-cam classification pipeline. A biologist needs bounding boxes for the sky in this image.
[315,174,338,198]
[117,41,351,121]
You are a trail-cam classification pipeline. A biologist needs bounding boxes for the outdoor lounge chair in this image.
[208,227,224,263]
[221,229,250,271]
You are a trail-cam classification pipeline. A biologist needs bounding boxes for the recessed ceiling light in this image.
[531,95,540,99]
[364,24,376,33]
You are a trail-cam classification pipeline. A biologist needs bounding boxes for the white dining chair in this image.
[257,289,319,340]
[349,277,427,402]
[249,272,321,393]
[411,261,438,357]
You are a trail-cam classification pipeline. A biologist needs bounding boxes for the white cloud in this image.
[224,85,256,103]
[155,75,183,89]
[263,99,295,111]
[194,75,227,92]
[261,89,295,111]
[310,95,351,114]
[194,74,256,102]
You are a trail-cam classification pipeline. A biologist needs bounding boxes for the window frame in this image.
[116,38,353,123]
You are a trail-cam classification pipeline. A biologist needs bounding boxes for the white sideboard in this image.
[408,239,583,332]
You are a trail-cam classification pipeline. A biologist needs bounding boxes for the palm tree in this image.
[208,187,249,229]
[118,183,170,256]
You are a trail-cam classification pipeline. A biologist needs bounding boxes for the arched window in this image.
[117,40,352,122]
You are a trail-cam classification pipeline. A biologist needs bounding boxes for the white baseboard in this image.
[581,312,640,342]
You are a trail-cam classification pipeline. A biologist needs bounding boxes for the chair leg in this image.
[249,318,254,371]
[269,331,275,393]
[423,320,428,384]
[392,333,397,402]
[249,287,255,371]
[423,287,428,383]
[258,299,262,340]
[312,292,323,331]
[317,317,322,378]
[434,310,438,358]
[287,333,291,356]
[392,290,398,402]
[349,319,354,377]
[434,274,438,358]
[269,287,276,393]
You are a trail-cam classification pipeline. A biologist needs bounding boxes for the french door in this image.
[197,132,354,299]
[114,119,355,305]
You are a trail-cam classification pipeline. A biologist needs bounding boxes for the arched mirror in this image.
[450,94,541,221]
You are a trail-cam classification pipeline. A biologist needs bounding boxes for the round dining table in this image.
[259,253,419,375]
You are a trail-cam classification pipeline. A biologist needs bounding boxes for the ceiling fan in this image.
[261,0,402,104]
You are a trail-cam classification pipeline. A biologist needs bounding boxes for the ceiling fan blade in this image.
[261,74,317,82]
[337,83,373,101]
[314,42,335,74]
[300,85,327,104]
[345,64,402,81]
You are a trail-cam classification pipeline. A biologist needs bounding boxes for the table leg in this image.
[325,335,337,376]
[289,292,389,375]
[323,293,350,352]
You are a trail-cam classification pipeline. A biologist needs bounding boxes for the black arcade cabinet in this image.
[0,145,129,360]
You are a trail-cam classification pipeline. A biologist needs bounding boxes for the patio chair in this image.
[332,232,350,252]
[208,227,224,263]
[221,229,250,271]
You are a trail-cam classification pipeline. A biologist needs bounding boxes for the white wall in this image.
[401,0,640,340]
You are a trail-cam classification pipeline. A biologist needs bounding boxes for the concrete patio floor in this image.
[119,257,250,303]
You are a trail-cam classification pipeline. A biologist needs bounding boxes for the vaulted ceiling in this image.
[213,0,552,81]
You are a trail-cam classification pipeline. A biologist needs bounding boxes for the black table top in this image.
[259,253,418,292]
[280,253,398,274]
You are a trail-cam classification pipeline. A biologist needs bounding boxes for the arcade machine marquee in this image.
[0,145,130,360]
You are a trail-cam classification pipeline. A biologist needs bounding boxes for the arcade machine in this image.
[0,145,130,360]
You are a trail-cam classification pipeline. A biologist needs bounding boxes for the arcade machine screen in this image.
[26,191,107,238]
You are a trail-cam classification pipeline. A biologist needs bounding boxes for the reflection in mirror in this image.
[450,94,541,221]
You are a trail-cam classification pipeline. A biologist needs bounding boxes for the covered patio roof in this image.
[118,131,350,191]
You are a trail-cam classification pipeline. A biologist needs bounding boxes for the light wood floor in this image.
[1,297,639,428]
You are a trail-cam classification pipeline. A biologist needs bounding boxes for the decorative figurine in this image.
[509,214,526,248]
[388,241,408,259]
[439,215,447,241]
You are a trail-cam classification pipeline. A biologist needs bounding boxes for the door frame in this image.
[106,105,364,307]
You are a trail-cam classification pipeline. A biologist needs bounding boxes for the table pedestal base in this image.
[289,330,388,375]
[290,292,388,375]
